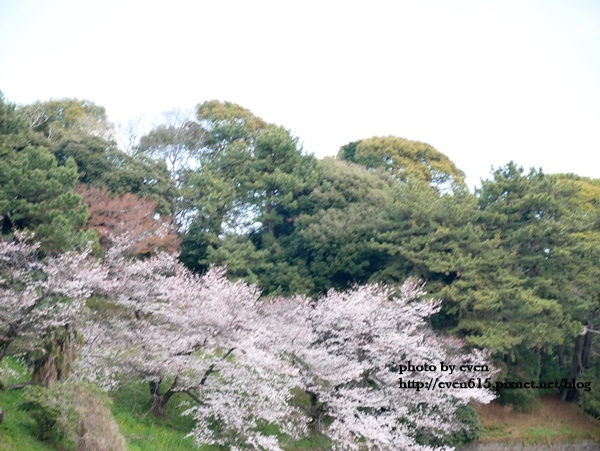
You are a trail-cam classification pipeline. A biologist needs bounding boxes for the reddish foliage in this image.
[76,184,180,256]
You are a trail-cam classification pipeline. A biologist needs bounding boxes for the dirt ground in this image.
[474,395,600,446]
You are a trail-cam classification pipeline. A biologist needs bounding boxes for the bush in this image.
[414,403,483,448]
[22,380,126,450]
[22,385,63,442]
[445,404,484,448]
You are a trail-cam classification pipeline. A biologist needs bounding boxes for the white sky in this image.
[1,0,599,188]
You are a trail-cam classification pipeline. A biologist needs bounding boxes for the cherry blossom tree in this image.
[0,234,106,385]
[78,246,307,448]
[72,235,495,450]
[252,282,497,450]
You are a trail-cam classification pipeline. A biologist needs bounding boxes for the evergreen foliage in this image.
[0,146,96,252]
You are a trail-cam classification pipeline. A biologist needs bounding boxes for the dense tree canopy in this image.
[174,101,320,286]
[21,98,112,141]
[339,135,466,191]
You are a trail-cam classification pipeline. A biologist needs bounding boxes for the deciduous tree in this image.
[137,109,205,186]
[76,184,180,256]
[255,282,496,450]
[78,248,304,449]
[78,237,496,449]
[0,235,106,385]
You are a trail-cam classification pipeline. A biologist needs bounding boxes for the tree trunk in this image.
[535,347,542,380]
[309,391,318,418]
[149,380,176,418]
[561,333,585,402]
[307,390,324,432]
[560,322,594,402]
[557,345,565,369]
[582,322,593,369]
[0,342,9,364]
[150,392,168,418]
[32,325,81,386]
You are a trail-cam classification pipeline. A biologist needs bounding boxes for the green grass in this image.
[109,380,203,450]
[0,357,55,451]
[0,389,56,451]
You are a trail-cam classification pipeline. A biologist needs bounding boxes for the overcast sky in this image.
[1,0,599,188]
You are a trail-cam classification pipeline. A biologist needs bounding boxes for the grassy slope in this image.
[0,358,54,451]
[0,389,55,451]
[109,381,202,451]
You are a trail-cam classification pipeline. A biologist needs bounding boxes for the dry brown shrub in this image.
[72,382,126,451]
